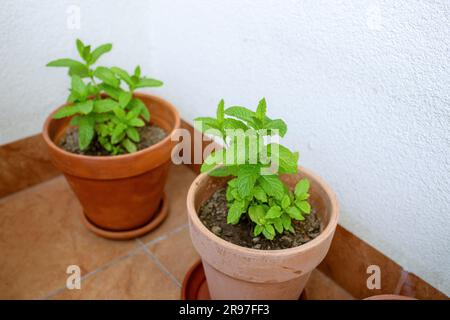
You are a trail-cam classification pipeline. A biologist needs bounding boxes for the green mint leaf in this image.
[258,175,285,200]
[71,75,87,100]
[266,119,287,137]
[235,167,259,198]
[194,117,222,136]
[295,179,310,197]
[110,67,133,87]
[95,113,110,123]
[129,98,149,122]
[82,45,91,62]
[90,43,112,64]
[265,205,282,219]
[297,193,310,201]
[140,104,150,122]
[222,118,248,131]
[225,106,256,123]
[252,186,267,202]
[226,186,235,201]
[281,213,292,230]
[111,123,127,144]
[273,218,284,234]
[99,83,124,100]
[248,205,265,224]
[53,105,80,119]
[135,77,163,88]
[87,83,99,96]
[128,118,145,127]
[67,91,78,103]
[126,127,140,143]
[217,99,225,122]
[76,39,85,60]
[256,97,267,121]
[78,114,95,150]
[262,225,275,240]
[113,106,126,120]
[209,165,237,177]
[281,194,291,209]
[227,200,246,224]
[126,104,142,121]
[68,64,90,78]
[296,200,311,214]
[93,99,119,113]
[119,91,132,108]
[267,143,298,174]
[69,115,80,126]
[134,65,141,77]
[76,100,94,114]
[253,225,264,237]
[46,58,85,69]
[122,138,137,153]
[286,206,304,221]
[94,66,120,87]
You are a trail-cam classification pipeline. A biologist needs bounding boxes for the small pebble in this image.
[211,226,222,235]
[253,244,262,249]
[252,237,260,243]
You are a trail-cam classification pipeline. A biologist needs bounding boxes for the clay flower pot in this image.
[43,93,180,239]
[186,167,339,300]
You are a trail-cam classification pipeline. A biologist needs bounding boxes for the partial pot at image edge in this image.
[42,93,180,232]
[186,167,339,300]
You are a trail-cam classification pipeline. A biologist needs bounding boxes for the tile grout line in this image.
[139,223,189,247]
[136,238,182,288]
[40,245,145,300]
[39,223,188,299]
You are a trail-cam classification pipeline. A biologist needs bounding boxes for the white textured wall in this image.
[0,1,449,294]
[0,0,159,144]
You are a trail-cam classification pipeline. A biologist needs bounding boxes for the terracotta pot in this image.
[43,93,180,232]
[186,167,339,300]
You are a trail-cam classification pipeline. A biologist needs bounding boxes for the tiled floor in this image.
[0,164,353,300]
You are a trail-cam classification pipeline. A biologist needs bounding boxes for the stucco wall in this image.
[0,0,449,294]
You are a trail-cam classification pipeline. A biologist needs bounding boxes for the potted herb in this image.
[187,99,339,299]
[42,40,180,239]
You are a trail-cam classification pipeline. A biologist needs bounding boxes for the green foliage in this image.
[194,99,312,240]
[47,39,163,154]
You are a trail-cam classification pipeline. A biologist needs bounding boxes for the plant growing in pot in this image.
[43,39,180,240]
[186,98,339,299]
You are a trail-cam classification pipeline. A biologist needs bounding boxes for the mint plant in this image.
[47,39,163,154]
[195,99,312,240]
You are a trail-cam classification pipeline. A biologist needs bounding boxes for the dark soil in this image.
[198,188,322,250]
[59,124,167,156]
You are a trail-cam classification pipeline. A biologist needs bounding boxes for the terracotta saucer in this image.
[181,259,307,300]
[81,193,168,240]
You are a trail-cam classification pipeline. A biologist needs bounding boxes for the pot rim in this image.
[42,92,180,161]
[187,166,339,257]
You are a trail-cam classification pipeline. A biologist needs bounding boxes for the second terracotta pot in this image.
[43,93,180,232]
[186,167,339,300]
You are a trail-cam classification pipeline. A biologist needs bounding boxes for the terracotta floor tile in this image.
[52,250,180,299]
[0,177,138,299]
[147,228,199,283]
[399,271,447,300]
[318,226,403,299]
[139,164,196,244]
[304,269,354,300]
[0,134,60,198]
